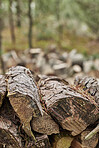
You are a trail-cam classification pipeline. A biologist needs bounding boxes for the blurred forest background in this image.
[0,0,99,75]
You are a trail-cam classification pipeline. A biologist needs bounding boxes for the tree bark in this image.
[9,0,16,43]
[0,66,98,147]
[55,0,61,45]
[28,0,33,48]
[6,66,43,139]
[38,76,99,136]
[74,76,99,104]
[16,0,21,27]
[34,134,51,148]
[0,75,6,107]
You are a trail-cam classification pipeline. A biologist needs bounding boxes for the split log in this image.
[6,66,43,139]
[33,134,51,148]
[80,129,98,148]
[31,110,59,135]
[0,97,23,147]
[74,76,99,104]
[71,128,98,148]
[38,76,99,136]
[0,116,22,148]
[85,124,99,140]
[0,75,6,107]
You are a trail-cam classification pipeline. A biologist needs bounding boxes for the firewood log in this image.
[6,66,43,139]
[0,75,6,107]
[38,76,99,136]
[74,76,99,104]
[0,97,22,148]
[31,110,59,135]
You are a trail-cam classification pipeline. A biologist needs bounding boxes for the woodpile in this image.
[0,66,98,148]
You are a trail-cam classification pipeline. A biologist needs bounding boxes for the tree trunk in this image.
[9,0,16,43]
[16,0,21,27]
[28,0,33,48]
[56,0,61,45]
[0,2,5,74]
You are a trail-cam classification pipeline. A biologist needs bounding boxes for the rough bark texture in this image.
[80,129,98,148]
[74,76,99,104]
[6,66,43,138]
[0,75,6,107]
[34,134,51,148]
[31,110,59,135]
[0,96,23,148]
[0,66,98,147]
[38,76,99,136]
[0,116,22,148]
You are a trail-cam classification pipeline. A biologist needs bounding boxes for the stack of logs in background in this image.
[0,66,98,148]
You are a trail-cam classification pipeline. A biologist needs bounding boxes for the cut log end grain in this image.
[38,76,99,136]
[31,110,59,135]
[6,66,43,139]
[0,66,98,147]
[51,132,73,148]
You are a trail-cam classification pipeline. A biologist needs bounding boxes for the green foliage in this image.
[1,0,99,54]
[76,0,99,38]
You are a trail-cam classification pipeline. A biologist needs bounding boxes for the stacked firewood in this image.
[0,66,98,148]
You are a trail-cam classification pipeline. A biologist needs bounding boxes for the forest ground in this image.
[2,27,99,57]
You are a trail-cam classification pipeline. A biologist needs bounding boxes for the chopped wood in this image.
[0,66,98,147]
[38,76,99,136]
[34,134,51,148]
[81,129,98,148]
[70,139,82,148]
[50,131,73,148]
[85,124,99,140]
[0,116,22,148]
[74,76,99,104]
[6,66,43,139]
[31,110,59,135]
[0,75,6,107]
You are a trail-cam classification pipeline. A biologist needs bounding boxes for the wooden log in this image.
[74,76,99,104]
[31,110,59,135]
[38,76,99,136]
[6,66,43,139]
[70,128,98,148]
[32,134,51,148]
[0,116,22,148]
[0,97,23,147]
[85,124,99,140]
[80,129,98,148]
[0,75,6,107]
[70,139,82,148]
[50,131,73,148]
